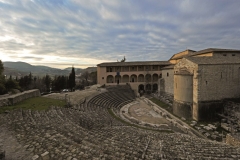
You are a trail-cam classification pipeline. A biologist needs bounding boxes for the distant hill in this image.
[3,61,96,77]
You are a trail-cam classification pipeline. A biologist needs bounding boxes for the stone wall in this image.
[173,59,197,119]
[198,64,240,101]
[0,89,40,107]
[161,69,174,96]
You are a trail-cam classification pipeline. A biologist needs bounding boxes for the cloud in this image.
[0,0,240,69]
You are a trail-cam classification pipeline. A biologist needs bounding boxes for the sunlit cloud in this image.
[0,0,240,69]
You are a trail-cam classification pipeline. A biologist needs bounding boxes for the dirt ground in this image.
[43,84,102,105]
[128,99,170,125]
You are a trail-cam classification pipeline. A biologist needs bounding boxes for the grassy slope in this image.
[0,97,66,114]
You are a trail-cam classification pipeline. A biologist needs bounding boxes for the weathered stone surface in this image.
[0,88,239,159]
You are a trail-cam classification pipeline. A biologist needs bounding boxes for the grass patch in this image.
[107,108,173,133]
[149,97,172,113]
[0,97,66,114]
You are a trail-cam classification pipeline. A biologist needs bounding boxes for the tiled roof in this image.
[161,65,175,70]
[186,56,240,65]
[97,61,171,67]
[169,49,196,60]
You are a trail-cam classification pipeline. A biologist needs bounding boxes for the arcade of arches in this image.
[107,74,159,93]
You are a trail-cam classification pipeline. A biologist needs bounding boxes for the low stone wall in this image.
[0,89,40,107]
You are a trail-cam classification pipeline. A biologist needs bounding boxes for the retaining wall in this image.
[0,89,40,107]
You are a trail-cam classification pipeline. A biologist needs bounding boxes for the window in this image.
[167,72,169,77]
[206,81,208,85]
[232,54,235,56]
[102,77,104,79]
[223,54,226,56]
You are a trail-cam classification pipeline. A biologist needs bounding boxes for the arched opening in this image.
[130,74,137,83]
[115,75,121,84]
[122,75,129,83]
[138,84,144,94]
[145,74,151,83]
[107,75,114,83]
[153,83,158,92]
[146,84,151,91]
[152,73,158,82]
[138,74,144,82]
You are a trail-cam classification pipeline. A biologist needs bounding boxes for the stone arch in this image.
[130,74,137,83]
[122,75,129,83]
[115,75,121,84]
[153,83,158,92]
[107,75,114,83]
[138,74,144,82]
[145,74,151,83]
[152,73,158,82]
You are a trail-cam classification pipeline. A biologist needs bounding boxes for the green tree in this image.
[44,74,51,91]
[5,77,20,91]
[69,67,75,91]
[0,60,7,95]
[0,60,4,75]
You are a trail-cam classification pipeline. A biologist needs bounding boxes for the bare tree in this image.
[82,71,89,86]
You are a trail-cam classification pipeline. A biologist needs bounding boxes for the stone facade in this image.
[97,48,240,121]
[159,67,174,97]
[172,56,240,121]
[97,61,170,93]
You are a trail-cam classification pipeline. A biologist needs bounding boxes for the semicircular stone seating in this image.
[0,85,240,159]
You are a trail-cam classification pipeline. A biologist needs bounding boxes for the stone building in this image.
[97,61,170,93]
[97,48,240,121]
[170,48,240,120]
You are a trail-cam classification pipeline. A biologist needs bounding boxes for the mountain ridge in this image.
[2,61,96,77]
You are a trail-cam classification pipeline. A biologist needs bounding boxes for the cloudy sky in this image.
[0,0,240,69]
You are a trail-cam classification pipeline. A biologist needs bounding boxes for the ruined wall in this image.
[0,89,40,107]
